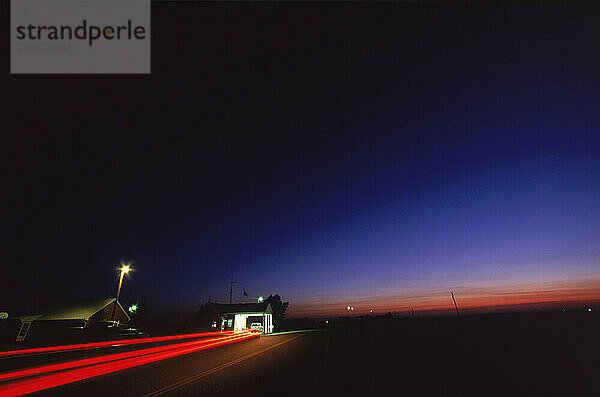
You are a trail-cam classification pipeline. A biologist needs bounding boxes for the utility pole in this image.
[451,291,460,316]
[229,272,238,304]
[411,307,415,319]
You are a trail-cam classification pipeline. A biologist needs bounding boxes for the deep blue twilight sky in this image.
[3,3,600,321]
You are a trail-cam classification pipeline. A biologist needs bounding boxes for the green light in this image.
[128,304,137,313]
[257,296,264,303]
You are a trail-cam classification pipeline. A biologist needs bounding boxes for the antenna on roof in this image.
[229,272,238,304]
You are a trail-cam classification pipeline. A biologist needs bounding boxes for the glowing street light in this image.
[258,296,264,303]
[128,304,138,313]
[111,262,132,321]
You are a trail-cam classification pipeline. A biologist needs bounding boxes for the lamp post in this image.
[111,262,131,321]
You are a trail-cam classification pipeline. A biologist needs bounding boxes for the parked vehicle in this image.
[85,321,148,340]
[250,322,263,332]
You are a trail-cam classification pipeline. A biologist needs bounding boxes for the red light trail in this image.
[0,332,258,397]
[0,333,244,382]
[0,330,235,358]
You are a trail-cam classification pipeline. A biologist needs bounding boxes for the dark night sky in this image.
[2,2,600,321]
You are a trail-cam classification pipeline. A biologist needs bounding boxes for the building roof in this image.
[207,302,272,315]
[12,298,130,322]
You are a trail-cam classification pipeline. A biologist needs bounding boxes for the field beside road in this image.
[326,310,600,396]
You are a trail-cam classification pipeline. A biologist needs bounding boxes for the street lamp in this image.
[111,262,132,321]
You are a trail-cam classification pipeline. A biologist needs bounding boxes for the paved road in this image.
[30,331,329,397]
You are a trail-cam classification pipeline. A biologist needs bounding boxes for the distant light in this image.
[346,306,351,310]
[128,304,137,313]
[589,308,592,312]
[325,320,328,324]
[258,296,264,303]
[122,265,131,274]
[350,306,354,311]
[369,309,373,313]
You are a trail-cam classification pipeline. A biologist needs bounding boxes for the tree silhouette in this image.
[264,294,289,331]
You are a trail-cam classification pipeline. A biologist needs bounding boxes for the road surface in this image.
[1,331,329,397]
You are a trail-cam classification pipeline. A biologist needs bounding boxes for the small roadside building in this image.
[7,298,130,343]
[191,302,274,333]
